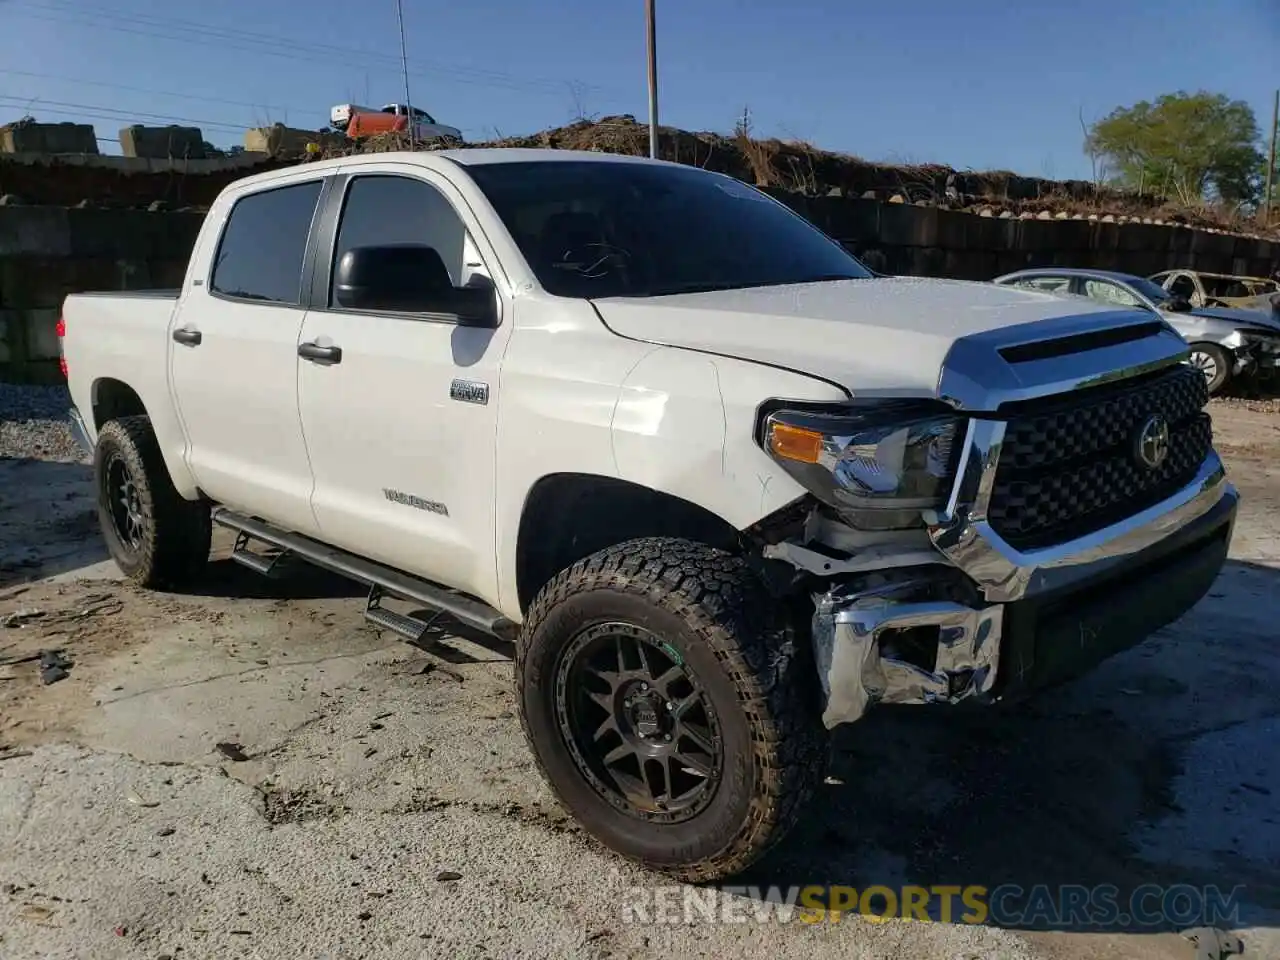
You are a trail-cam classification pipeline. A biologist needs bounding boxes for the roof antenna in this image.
[395,0,415,150]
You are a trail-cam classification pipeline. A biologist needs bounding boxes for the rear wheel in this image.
[517,537,827,882]
[94,415,211,588]
[1188,342,1231,395]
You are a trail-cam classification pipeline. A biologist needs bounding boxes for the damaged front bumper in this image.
[811,437,1238,728]
[813,584,1002,729]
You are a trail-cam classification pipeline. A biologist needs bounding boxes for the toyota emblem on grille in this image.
[1135,413,1170,469]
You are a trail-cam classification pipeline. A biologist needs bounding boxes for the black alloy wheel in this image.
[554,621,722,823]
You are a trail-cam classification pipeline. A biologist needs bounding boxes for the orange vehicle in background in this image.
[330,103,464,144]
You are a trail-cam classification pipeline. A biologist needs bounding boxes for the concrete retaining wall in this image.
[0,206,203,382]
[776,194,1279,281]
[1,195,1277,383]
[0,152,283,209]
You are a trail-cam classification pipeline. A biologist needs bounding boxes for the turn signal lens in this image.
[760,402,965,531]
[767,422,824,463]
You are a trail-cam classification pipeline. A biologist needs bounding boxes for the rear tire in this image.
[94,415,211,588]
[1188,342,1231,396]
[517,537,828,882]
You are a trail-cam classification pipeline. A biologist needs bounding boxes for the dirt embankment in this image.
[329,116,1277,237]
[6,114,1270,239]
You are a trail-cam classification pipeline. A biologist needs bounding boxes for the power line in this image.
[0,67,308,117]
[9,1,629,104]
[0,96,248,134]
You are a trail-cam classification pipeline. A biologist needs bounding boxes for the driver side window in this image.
[1082,279,1142,308]
[329,174,468,307]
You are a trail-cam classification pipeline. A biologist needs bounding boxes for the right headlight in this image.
[758,400,965,531]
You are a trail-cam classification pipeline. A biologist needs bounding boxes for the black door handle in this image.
[298,341,342,364]
[172,328,202,346]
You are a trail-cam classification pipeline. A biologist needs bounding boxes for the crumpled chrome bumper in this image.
[811,418,1238,728]
[812,583,1001,729]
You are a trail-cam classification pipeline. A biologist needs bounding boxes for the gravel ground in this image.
[0,383,86,464]
[1,384,1278,959]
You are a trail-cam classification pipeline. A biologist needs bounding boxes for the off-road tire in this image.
[94,415,211,589]
[517,537,828,882]
[1188,342,1231,396]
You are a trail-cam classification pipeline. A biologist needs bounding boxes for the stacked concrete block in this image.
[119,125,207,160]
[0,120,99,155]
[245,123,310,157]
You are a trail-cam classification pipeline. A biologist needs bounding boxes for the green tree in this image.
[1085,91,1263,204]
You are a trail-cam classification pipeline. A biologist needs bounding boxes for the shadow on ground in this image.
[737,558,1280,938]
[171,560,517,661]
[176,556,368,602]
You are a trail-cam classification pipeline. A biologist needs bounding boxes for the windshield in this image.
[466,160,872,298]
[1127,276,1176,304]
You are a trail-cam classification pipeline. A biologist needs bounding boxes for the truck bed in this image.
[61,289,182,451]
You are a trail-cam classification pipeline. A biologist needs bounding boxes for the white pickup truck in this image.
[60,150,1239,881]
[330,102,464,144]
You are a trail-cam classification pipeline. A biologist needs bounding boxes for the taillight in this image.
[56,315,67,379]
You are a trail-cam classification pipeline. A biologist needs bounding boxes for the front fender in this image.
[611,347,846,529]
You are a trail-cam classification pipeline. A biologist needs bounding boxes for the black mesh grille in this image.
[988,364,1212,549]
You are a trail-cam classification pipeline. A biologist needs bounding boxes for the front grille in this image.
[988,363,1212,550]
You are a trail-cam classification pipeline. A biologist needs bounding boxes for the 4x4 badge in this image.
[450,379,489,405]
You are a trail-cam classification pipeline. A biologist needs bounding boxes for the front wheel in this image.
[1188,342,1231,396]
[517,537,828,882]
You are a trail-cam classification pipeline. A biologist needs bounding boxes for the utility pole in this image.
[1265,88,1278,226]
[395,0,415,149]
[645,0,658,159]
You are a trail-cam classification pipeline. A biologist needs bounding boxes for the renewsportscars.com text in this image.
[620,883,1244,929]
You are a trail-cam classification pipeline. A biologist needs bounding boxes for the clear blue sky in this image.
[0,0,1276,179]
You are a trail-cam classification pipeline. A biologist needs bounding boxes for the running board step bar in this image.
[230,531,288,577]
[364,585,439,645]
[211,509,516,642]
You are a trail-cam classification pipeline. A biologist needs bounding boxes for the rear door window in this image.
[211,180,323,305]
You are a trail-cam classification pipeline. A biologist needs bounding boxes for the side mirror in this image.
[333,244,496,327]
[1165,296,1192,313]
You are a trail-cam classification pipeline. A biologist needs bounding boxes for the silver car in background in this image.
[993,267,1280,395]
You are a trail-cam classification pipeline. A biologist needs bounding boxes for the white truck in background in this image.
[59,149,1238,881]
[330,102,464,143]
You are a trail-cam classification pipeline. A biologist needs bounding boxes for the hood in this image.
[592,277,1146,396]
[1187,304,1280,334]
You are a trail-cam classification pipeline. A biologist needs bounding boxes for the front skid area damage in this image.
[811,578,1001,727]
